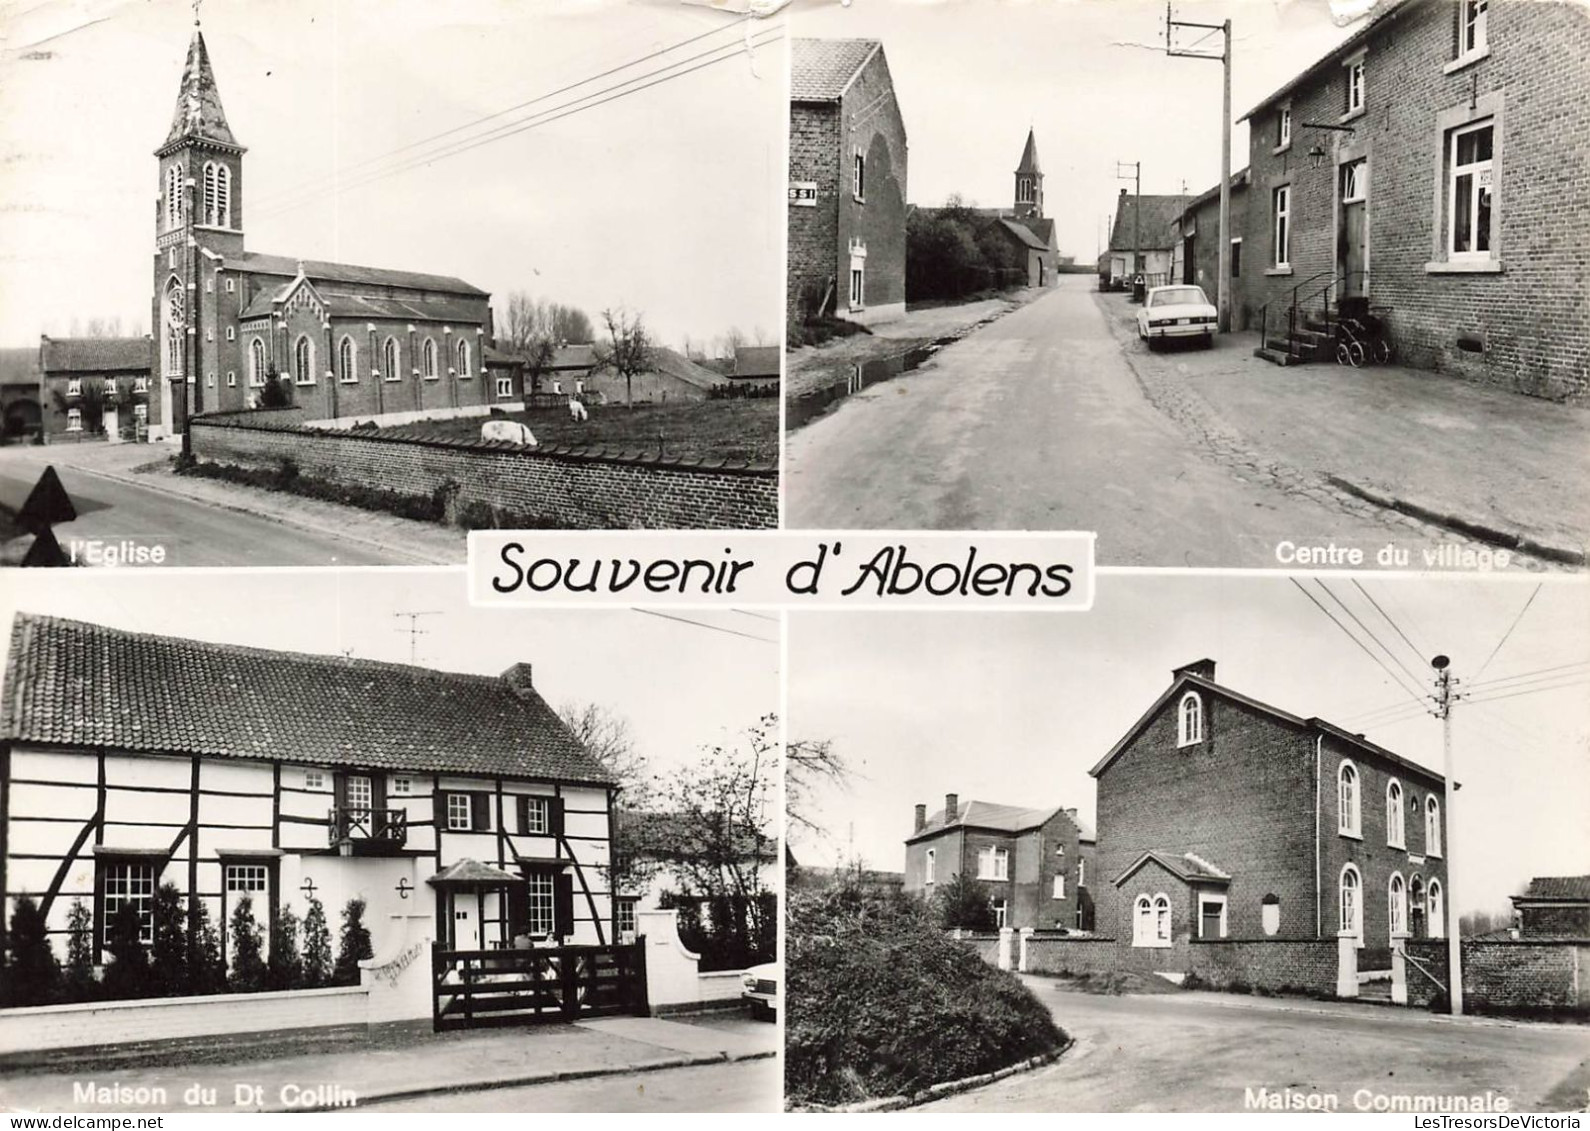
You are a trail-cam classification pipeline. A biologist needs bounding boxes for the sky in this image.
[788,574,1590,916]
[789,0,1376,261]
[0,0,786,351]
[0,568,781,784]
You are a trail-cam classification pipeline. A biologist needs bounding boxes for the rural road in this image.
[363,1057,779,1113]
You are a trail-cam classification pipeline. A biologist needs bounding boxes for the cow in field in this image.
[481,419,538,447]
[568,398,589,422]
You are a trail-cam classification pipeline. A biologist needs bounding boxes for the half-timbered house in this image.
[0,613,619,974]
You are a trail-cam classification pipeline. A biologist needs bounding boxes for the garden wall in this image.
[1185,939,1338,996]
[1405,938,1590,1012]
[638,910,744,1013]
[1022,935,1119,977]
[189,411,777,530]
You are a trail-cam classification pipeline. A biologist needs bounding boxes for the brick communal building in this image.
[788,39,908,329]
[1511,876,1590,938]
[1099,190,1193,290]
[1238,0,1589,399]
[37,337,158,443]
[904,794,1095,931]
[0,349,42,443]
[152,23,505,440]
[1090,660,1448,973]
[1171,169,1251,311]
[0,612,620,972]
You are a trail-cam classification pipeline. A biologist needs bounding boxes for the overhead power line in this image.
[630,608,777,646]
[1351,580,1428,672]
[1290,578,1430,710]
[1474,583,1541,679]
[1461,675,1590,708]
[1465,660,1590,695]
[1311,580,1430,704]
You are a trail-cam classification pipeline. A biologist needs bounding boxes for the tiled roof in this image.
[614,809,775,862]
[732,346,781,379]
[1178,168,1251,219]
[1109,194,1194,252]
[551,344,598,371]
[1,613,615,786]
[909,799,1090,843]
[429,859,527,887]
[1016,128,1042,175]
[999,219,1050,252]
[1515,876,1590,903]
[1112,850,1232,887]
[223,252,487,297]
[163,31,241,151]
[650,347,729,392]
[791,38,881,102]
[0,348,38,388]
[39,338,152,374]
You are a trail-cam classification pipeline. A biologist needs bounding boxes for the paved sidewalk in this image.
[0,1015,777,1113]
[1096,292,1590,565]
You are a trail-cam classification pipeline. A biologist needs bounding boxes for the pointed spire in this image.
[1016,128,1042,176]
[162,28,240,151]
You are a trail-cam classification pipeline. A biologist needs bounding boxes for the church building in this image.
[990,129,1060,288]
[151,20,508,439]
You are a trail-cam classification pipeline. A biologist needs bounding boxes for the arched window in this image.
[1338,760,1361,837]
[203,162,218,225]
[1427,880,1445,938]
[162,280,184,376]
[1133,895,1153,947]
[1154,895,1170,943]
[1426,796,1442,857]
[1339,864,1362,940]
[248,338,266,387]
[166,164,184,230]
[1386,779,1405,848]
[383,337,401,382]
[924,849,935,885]
[422,338,437,379]
[337,336,357,384]
[293,336,315,385]
[1388,873,1407,944]
[216,163,231,228]
[1178,691,1204,747]
[457,337,472,378]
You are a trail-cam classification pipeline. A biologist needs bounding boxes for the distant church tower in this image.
[151,15,245,435]
[1013,128,1043,220]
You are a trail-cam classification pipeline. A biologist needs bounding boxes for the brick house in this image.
[37,337,157,443]
[1170,169,1251,316]
[0,349,42,443]
[152,24,504,440]
[904,794,1095,932]
[788,39,908,328]
[1510,876,1590,938]
[1239,0,1589,399]
[1090,659,1448,974]
[729,345,781,391]
[0,612,620,975]
[580,347,728,406]
[1101,190,1193,290]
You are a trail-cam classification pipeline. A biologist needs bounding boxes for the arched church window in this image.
[422,338,437,379]
[203,163,218,225]
[384,337,401,382]
[338,336,357,384]
[456,338,472,378]
[162,282,184,376]
[166,164,185,231]
[248,338,265,387]
[293,336,315,385]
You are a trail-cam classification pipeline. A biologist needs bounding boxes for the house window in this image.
[522,796,550,835]
[1448,120,1495,260]
[1230,238,1242,278]
[66,378,82,397]
[384,337,401,382]
[1427,880,1445,938]
[616,897,638,939]
[978,846,1009,881]
[134,376,149,394]
[1155,895,1170,943]
[1340,864,1362,940]
[1386,779,1405,848]
[225,278,236,294]
[1133,896,1153,946]
[1052,874,1066,900]
[1344,55,1365,116]
[226,863,268,894]
[422,338,437,380]
[346,774,373,813]
[1178,691,1204,746]
[1426,796,1442,857]
[1459,0,1488,57]
[924,848,936,885]
[391,777,411,796]
[1077,859,1086,887]
[1278,105,1292,148]
[133,405,147,425]
[293,336,315,385]
[1338,760,1361,837]
[338,336,357,384]
[66,408,82,432]
[304,770,325,791]
[1341,158,1366,204]
[447,792,473,831]
[853,152,865,201]
[495,376,514,398]
[456,338,472,378]
[526,871,555,937]
[101,859,155,948]
[552,380,562,395]
[1388,873,1407,943]
[993,899,1007,928]
[849,267,864,308]
[1198,894,1227,939]
[1272,185,1291,268]
[249,338,266,387]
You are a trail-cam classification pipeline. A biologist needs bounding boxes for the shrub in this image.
[64,898,98,1001]
[189,900,226,995]
[229,895,267,992]
[934,871,996,932]
[102,902,152,1000]
[333,898,373,986]
[149,883,190,997]
[302,896,332,988]
[269,906,304,991]
[786,881,1065,1108]
[259,373,292,409]
[5,894,61,1006]
[664,892,778,972]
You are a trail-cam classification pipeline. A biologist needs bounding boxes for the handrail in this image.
[1397,942,1448,994]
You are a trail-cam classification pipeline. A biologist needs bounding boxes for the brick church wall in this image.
[189,413,776,530]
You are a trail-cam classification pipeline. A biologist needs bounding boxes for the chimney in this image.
[914,804,926,833]
[945,793,959,822]
[1119,187,1128,196]
[1065,807,1077,818]
[1173,658,1217,682]
[501,662,535,699]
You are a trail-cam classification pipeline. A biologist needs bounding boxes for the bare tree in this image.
[593,307,653,410]
[786,737,851,841]
[559,700,656,895]
[522,338,557,397]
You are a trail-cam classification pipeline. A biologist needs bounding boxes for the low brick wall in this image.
[1404,938,1590,1012]
[1186,939,1338,995]
[1023,936,1120,977]
[189,411,777,530]
[949,932,1002,965]
[0,985,369,1056]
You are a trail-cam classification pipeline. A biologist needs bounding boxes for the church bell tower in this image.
[1014,128,1043,220]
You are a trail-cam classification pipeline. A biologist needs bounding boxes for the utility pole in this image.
[394,610,443,665]
[1166,3,1233,332]
[1431,654,1463,1015]
[1115,161,1141,292]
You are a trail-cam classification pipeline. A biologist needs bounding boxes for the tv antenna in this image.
[394,611,443,664]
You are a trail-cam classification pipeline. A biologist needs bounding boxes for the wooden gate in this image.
[432,942,648,1031]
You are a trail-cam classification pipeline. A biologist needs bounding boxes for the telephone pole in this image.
[1165,3,1233,332]
[1115,161,1141,293]
[1431,654,1464,1016]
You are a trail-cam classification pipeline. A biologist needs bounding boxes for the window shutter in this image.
[554,873,574,938]
[549,797,565,839]
[471,792,490,832]
[507,883,529,938]
[334,773,348,810]
[371,775,388,813]
[516,795,530,836]
[432,792,446,829]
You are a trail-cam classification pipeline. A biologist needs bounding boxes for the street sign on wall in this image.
[789,182,817,206]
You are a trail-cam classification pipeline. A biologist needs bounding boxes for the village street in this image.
[366,1057,778,1112]
[785,276,1587,571]
[920,978,1590,1114]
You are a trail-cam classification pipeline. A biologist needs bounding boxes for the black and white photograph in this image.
[785,574,1590,1112]
[0,569,780,1112]
[782,0,1589,571]
[0,0,785,567]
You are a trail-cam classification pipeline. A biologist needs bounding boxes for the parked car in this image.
[741,961,777,1021]
[1136,284,1217,349]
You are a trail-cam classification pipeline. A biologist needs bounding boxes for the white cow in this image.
[481,419,538,447]
[568,398,589,422]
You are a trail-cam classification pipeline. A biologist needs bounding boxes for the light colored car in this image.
[1137,284,1217,349]
[741,961,777,1021]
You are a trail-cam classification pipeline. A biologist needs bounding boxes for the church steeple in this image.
[162,28,241,152]
[1014,128,1043,219]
